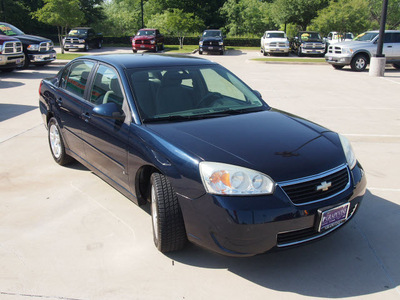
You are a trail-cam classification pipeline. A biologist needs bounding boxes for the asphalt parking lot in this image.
[1,49,400,300]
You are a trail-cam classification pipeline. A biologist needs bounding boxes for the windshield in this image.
[300,32,321,40]
[128,65,267,122]
[203,31,222,37]
[354,32,378,41]
[0,23,24,36]
[266,32,286,38]
[137,30,155,36]
[67,29,88,36]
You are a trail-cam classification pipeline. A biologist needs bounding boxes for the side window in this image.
[59,65,71,89]
[90,65,124,107]
[65,61,94,98]
[393,33,400,43]
[384,33,393,43]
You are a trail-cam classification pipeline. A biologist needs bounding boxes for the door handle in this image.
[387,45,392,48]
[56,98,63,106]
[81,112,91,122]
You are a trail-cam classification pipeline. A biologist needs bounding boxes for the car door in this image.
[56,60,95,160]
[80,63,130,191]
[386,32,400,60]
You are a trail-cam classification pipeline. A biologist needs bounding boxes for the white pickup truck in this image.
[260,31,290,56]
[325,30,400,71]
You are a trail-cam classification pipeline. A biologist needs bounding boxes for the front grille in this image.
[3,41,23,54]
[203,41,219,46]
[65,37,79,43]
[270,42,287,47]
[279,165,350,205]
[135,39,150,45]
[327,46,342,54]
[39,41,54,52]
[303,42,324,49]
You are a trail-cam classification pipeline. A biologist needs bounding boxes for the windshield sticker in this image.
[0,25,16,35]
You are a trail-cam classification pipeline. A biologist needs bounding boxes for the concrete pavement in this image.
[0,50,399,299]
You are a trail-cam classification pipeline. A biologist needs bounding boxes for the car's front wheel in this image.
[150,173,187,253]
[297,47,303,57]
[48,118,73,166]
[351,54,368,71]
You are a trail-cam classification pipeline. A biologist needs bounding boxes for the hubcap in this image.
[151,185,158,241]
[49,124,62,158]
[356,58,366,70]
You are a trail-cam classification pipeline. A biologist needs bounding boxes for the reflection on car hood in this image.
[133,35,155,40]
[265,38,288,43]
[201,37,223,42]
[145,110,345,182]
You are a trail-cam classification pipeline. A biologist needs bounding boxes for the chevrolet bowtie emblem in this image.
[316,181,332,192]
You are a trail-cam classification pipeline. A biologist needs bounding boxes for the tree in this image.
[79,0,105,26]
[220,0,275,36]
[33,0,85,53]
[311,0,371,36]
[368,0,400,29]
[146,8,204,48]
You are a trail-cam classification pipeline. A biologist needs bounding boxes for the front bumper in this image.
[200,46,224,53]
[28,50,56,64]
[0,53,25,68]
[64,43,86,50]
[265,46,289,54]
[179,164,366,256]
[325,53,352,66]
[132,44,156,51]
[301,47,325,55]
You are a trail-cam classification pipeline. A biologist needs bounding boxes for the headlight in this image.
[78,39,85,43]
[341,48,354,54]
[27,44,39,51]
[339,135,357,169]
[0,44,3,53]
[218,41,224,46]
[199,162,275,195]
[199,41,203,46]
[150,39,155,44]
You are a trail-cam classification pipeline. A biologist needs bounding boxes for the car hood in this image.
[201,36,223,42]
[15,34,51,44]
[301,38,323,43]
[334,41,372,48]
[144,110,346,182]
[265,38,288,43]
[66,34,87,38]
[133,35,155,40]
[0,35,20,42]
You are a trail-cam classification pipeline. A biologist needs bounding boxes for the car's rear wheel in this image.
[97,41,102,49]
[84,43,89,52]
[150,173,187,253]
[48,118,74,166]
[332,65,344,70]
[393,63,400,69]
[199,49,203,55]
[297,47,303,57]
[351,54,368,71]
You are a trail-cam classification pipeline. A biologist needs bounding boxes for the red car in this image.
[132,29,164,53]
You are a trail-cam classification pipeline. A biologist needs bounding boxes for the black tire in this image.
[64,48,69,52]
[220,50,224,55]
[351,54,368,72]
[155,45,159,52]
[199,49,203,55]
[263,47,267,56]
[150,173,187,253]
[393,63,400,69]
[83,43,89,52]
[48,118,74,166]
[22,54,30,69]
[97,41,102,49]
[332,65,344,70]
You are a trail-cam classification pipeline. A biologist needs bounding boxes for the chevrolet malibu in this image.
[39,54,366,256]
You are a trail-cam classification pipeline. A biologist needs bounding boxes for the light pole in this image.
[369,0,389,76]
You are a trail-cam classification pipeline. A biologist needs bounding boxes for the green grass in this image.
[57,53,87,60]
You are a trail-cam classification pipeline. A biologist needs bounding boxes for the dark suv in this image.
[291,31,325,57]
[199,29,225,55]
[0,22,56,68]
[63,27,103,51]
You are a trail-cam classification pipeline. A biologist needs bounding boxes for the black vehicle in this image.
[199,29,225,55]
[0,22,56,68]
[63,27,103,52]
[291,31,325,57]
[39,54,366,257]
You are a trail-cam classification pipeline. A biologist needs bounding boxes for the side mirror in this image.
[92,102,125,121]
[253,90,262,99]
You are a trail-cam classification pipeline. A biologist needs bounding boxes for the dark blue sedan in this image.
[39,54,366,256]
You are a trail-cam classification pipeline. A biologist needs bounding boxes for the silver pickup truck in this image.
[325,30,400,71]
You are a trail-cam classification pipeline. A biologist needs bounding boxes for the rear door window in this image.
[64,60,95,98]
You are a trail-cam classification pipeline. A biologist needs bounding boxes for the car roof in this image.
[75,54,217,70]
[71,27,91,30]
